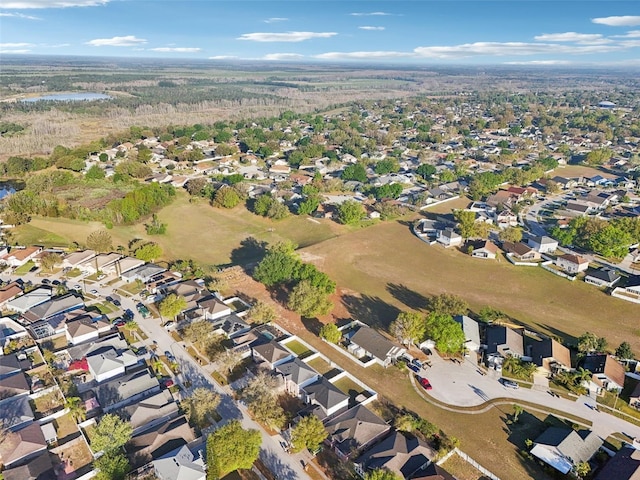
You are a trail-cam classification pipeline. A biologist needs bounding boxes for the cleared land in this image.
[302,220,640,353]
[13,191,343,266]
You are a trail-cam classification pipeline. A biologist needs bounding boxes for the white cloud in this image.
[612,30,640,38]
[149,47,201,53]
[315,51,412,59]
[0,42,34,48]
[359,26,385,31]
[208,55,239,60]
[0,12,40,19]
[41,43,71,48]
[534,32,610,44]
[237,31,337,42]
[1,0,108,7]
[504,60,572,65]
[592,16,640,27]
[0,49,32,53]
[262,53,304,60]
[350,12,393,16]
[413,41,619,58]
[264,17,288,23]
[86,35,147,47]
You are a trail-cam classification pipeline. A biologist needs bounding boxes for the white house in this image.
[436,228,462,248]
[555,254,589,274]
[528,236,559,254]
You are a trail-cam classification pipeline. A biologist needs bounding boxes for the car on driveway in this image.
[418,377,432,390]
[113,319,126,328]
[407,363,420,373]
[73,284,81,290]
[123,309,134,321]
[134,346,147,356]
[412,358,423,369]
[136,303,150,318]
[165,351,175,362]
[501,378,519,389]
[90,289,98,294]
[112,299,121,307]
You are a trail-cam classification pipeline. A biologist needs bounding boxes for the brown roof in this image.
[7,246,41,262]
[0,422,47,466]
[604,356,626,389]
[0,372,30,400]
[503,241,535,256]
[126,416,195,467]
[0,283,22,304]
[481,240,499,253]
[558,253,589,265]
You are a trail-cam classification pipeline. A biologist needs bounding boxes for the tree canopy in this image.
[425,312,465,355]
[390,312,426,345]
[290,415,328,453]
[206,420,261,480]
[158,293,187,319]
[86,230,113,253]
[182,387,221,429]
[91,413,133,454]
[319,323,342,344]
[337,199,366,225]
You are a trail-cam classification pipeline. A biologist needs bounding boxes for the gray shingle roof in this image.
[303,377,349,415]
[350,327,401,362]
[324,404,390,457]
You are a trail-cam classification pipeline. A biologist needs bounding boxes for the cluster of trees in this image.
[389,294,468,354]
[251,193,290,220]
[240,371,286,430]
[90,414,133,480]
[253,241,336,317]
[551,216,640,259]
[105,182,175,225]
[132,241,163,262]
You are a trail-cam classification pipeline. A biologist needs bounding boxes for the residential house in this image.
[619,276,640,300]
[251,340,295,369]
[66,315,112,345]
[594,445,640,480]
[531,427,602,475]
[555,254,589,274]
[62,250,96,269]
[101,256,145,277]
[152,443,206,480]
[495,209,518,229]
[0,353,23,379]
[5,287,52,314]
[453,315,481,353]
[127,416,196,468]
[436,228,462,248]
[2,452,54,480]
[348,326,406,368]
[196,296,232,321]
[628,383,640,408]
[486,190,517,209]
[0,372,30,401]
[411,463,456,480]
[355,431,437,479]
[211,314,251,340]
[116,390,179,435]
[526,336,571,373]
[275,357,320,397]
[87,345,139,383]
[564,201,593,216]
[528,236,559,254]
[584,268,621,288]
[121,263,166,283]
[470,240,499,260]
[79,252,122,274]
[302,377,350,419]
[551,176,578,189]
[483,325,525,368]
[21,294,84,324]
[0,282,22,309]
[324,404,390,460]
[503,241,541,261]
[0,395,34,431]
[3,246,42,268]
[581,354,626,393]
[94,369,161,412]
[0,422,47,468]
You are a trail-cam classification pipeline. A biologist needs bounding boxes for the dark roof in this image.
[324,404,390,457]
[484,325,524,357]
[350,326,400,361]
[0,353,22,379]
[356,431,437,478]
[0,371,30,400]
[275,358,318,386]
[127,416,195,468]
[2,452,55,480]
[302,377,349,415]
[585,268,621,283]
[594,446,640,480]
[527,337,571,369]
[411,462,457,480]
[251,340,292,365]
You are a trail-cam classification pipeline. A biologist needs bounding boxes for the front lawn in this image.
[14,260,36,275]
[283,339,314,358]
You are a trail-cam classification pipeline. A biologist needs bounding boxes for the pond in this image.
[0,186,16,200]
[21,92,112,102]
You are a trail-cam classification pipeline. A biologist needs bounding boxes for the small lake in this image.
[21,93,112,103]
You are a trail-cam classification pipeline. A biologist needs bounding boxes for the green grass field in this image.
[303,220,640,353]
[14,191,342,267]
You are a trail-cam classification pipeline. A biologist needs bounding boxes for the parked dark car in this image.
[501,378,519,389]
[135,346,147,356]
[123,309,134,320]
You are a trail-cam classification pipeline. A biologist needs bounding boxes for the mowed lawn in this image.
[13,191,343,267]
[303,220,640,352]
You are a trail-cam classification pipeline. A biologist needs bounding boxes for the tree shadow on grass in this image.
[386,283,429,311]
[341,294,401,330]
[230,236,268,271]
[301,317,323,336]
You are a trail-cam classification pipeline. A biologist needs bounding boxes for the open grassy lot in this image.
[14,191,343,267]
[303,220,640,353]
[558,164,617,179]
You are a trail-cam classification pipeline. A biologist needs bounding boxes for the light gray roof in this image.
[21,294,84,324]
[68,334,128,360]
[153,443,205,480]
[454,315,481,347]
[94,369,159,410]
[5,287,52,313]
[121,263,166,280]
[350,327,402,362]
[252,340,292,365]
[63,250,96,267]
[533,427,603,472]
[275,357,318,386]
[87,349,125,377]
[117,390,178,432]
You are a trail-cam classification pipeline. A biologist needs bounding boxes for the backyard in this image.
[282,339,315,359]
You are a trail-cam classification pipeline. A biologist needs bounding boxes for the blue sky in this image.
[1,1,639,65]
